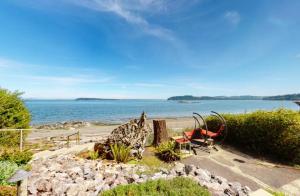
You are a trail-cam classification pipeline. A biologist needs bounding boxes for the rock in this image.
[28,184,37,195]
[185,164,196,175]
[67,167,83,179]
[66,184,80,196]
[34,121,90,130]
[229,182,242,193]
[206,182,223,192]
[224,188,235,196]
[52,180,70,195]
[195,169,211,182]
[174,162,185,175]
[36,179,52,192]
[215,176,227,184]
[160,168,169,174]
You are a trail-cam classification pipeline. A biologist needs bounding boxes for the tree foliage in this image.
[0,88,31,147]
[0,88,30,129]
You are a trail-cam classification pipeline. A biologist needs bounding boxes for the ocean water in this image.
[25,100,299,125]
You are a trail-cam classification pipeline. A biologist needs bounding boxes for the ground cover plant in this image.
[205,109,300,164]
[0,161,18,186]
[156,141,181,162]
[100,177,210,196]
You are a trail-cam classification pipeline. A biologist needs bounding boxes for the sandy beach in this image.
[28,117,196,141]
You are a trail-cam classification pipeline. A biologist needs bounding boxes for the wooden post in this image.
[77,131,80,145]
[18,178,28,196]
[67,136,70,147]
[20,129,23,152]
[152,120,168,146]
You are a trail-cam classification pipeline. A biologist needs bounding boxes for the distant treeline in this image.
[263,94,300,100]
[168,94,300,101]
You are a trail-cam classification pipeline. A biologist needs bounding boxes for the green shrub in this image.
[0,88,31,147]
[0,148,33,166]
[0,161,18,185]
[0,88,30,129]
[110,144,132,163]
[156,141,180,162]
[206,109,300,164]
[101,177,210,196]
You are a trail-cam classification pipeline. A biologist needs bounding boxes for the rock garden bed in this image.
[28,154,251,195]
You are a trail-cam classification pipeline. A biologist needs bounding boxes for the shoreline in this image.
[28,116,195,141]
[30,115,195,126]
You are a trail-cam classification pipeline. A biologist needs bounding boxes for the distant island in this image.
[168,94,300,101]
[75,98,119,101]
[263,94,300,100]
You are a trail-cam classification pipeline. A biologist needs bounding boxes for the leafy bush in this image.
[0,161,18,185]
[88,150,99,160]
[0,88,31,147]
[110,144,132,163]
[0,148,33,166]
[156,141,180,162]
[206,109,300,164]
[0,185,16,196]
[101,177,210,196]
[0,88,30,129]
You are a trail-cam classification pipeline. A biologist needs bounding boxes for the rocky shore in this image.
[28,154,251,196]
[34,121,91,130]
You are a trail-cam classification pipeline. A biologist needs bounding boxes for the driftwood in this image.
[94,112,152,158]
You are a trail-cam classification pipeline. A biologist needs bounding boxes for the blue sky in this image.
[0,0,300,99]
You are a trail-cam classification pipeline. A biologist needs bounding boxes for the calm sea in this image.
[25,100,298,125]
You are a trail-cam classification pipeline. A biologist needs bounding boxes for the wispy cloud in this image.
[0,57,26,68]
[296,53,300,58]
[24,75,112,85]
[224,11,241,25]
[72,0,176,42]
[0,57,114,86]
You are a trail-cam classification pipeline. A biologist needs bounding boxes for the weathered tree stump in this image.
[152,120,168,146]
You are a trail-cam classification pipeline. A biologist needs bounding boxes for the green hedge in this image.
[0,88,31,147]
[206,109,300,164]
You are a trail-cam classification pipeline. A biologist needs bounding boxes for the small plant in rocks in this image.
[88,150,99,160]
[156,141,180,162]
[110,144,132,163]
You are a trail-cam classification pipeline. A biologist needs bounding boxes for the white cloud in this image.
[224,11,241,25]
[72,0,176,42]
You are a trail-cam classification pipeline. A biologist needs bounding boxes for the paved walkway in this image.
[181,146,300,195]
[32,143,94,160]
